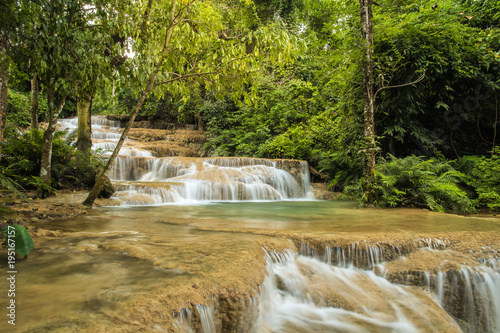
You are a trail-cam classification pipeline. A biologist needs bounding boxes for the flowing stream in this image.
[1,117,499,332]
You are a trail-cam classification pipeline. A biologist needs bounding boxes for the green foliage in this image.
[471,154,500,211]
[1,129,51,183]
[202,77,320,158]
[0,166,27,200]
[455,149,500,211]
[460,0,500,29]
[5,88,48,130]
[253,0,305,25]
[27,176,57,198]
[0,129,106,192]
[374,0,500,156]
[6,89,30,128]
[369,155,475,213]
[1,224,35,258]
[259,125,313,159]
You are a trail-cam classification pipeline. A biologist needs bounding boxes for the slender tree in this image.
[73,0,129,158]
[75,92,92,155]
[0,0,17,160]
[83,0,300,206]
[30,73,39,129]
[359,0,376,181]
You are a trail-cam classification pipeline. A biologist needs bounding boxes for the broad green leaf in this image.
[1,224,35,258]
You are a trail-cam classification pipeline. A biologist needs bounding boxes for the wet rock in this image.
[310,183,342,200]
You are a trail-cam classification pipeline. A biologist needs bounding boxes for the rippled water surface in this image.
[1,201,499,332]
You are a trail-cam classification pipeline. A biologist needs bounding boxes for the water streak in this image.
[253,250,457,333]
[431,265,500,333]
[196,304,217,333]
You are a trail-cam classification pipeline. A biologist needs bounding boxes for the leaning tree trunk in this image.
[83,0,181,207]
[83,83,155,206]
[76,92,92,157]
[40,87,66,190]
[0,30,9,160]
[359,0,376,181]
[30,73,39,129]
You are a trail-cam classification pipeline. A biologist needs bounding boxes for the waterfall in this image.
[271,243,500,333]
[301,242,396,270]
[432,264,500,333]
[196,304,217,333]
[251,250,456,333]
[58,116,314,205]
[249,248,500,333]
[111,158,311,204]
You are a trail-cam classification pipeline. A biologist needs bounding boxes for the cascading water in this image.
[253,244,500,333]
[251,250,459,333]
[52,116,500,333]
[428,263,500,333]
[111,157,312,204]
[58,116,313,205]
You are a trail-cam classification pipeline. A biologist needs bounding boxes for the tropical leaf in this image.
[1,224,35,258]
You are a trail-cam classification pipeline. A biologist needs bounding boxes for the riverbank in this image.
[0,190,119,230]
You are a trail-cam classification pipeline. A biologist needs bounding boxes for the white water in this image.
[249,248,500,333]
[432,264,500,333]
[196,304,217,333]
[253,250,449,333]
[59,116,313,205]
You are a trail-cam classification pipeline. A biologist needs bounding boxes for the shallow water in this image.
[1,201,499,332]
[90,200,500,234]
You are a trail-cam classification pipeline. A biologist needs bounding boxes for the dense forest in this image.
[1,0,499,213]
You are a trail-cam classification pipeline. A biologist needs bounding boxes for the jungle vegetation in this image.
[1,0,499,213]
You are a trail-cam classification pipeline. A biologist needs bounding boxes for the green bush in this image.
[370,155,475,213]
[470,152,500,211]
[5,89,48,132]
[0,129,106,193]
[6,89,30,129]
[258,125,313,160]
[455,149,500,211]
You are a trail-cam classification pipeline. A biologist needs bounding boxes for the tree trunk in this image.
[195,111,204,131]
[0,30,9,160]
[83,0,181,207]
[76,92,92,156]
[40,89,66,189]
[30,73,39,129]
[83,84,155,206]
[359,0,376,180]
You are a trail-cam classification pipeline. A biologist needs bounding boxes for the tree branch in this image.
[154,71,218,87]
[217,55,252,69]
[218,31,244,40]
[374,71,426,99]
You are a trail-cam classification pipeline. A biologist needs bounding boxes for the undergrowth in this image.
[344,151,499,214]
